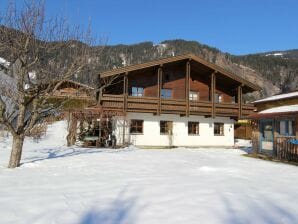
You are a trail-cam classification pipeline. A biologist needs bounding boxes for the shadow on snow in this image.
[21,147,135,166]
[79,190,140,224]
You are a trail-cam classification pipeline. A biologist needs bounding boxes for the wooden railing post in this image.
[238,85,243,119]
[211,71,217,118]
[186,60,190,116]
[273,119,278,157]
[296,117,298,139]
[157,66,163,115]
[123,72,128,113]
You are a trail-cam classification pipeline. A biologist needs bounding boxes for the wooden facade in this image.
[100,54,259,118]
[58,54,260,147]
[51,80,95,100]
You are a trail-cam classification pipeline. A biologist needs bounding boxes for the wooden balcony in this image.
[101,94,255,118]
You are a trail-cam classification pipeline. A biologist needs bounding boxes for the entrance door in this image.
[260,120,274,154]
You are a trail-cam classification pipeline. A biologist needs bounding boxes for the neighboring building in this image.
[248,91,298,162]
[93,53,259,147]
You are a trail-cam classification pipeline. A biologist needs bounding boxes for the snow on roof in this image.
[259,104,298,114]
[254,91,298,103]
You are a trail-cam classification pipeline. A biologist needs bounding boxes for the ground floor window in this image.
[160,121,173,135]
[277,120,295,136]
[130,119,143,134]
[188,122,199,135]
[214,123,224,136]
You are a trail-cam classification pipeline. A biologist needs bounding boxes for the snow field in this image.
[0,121,298,224]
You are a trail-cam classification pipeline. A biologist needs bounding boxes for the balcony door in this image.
[260,120,274,154]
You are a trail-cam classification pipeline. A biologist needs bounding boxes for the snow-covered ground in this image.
[0,122,298,224]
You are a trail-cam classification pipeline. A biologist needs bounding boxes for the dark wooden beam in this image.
[123,73,128,113]
[211,71,217,118]
[237,85,243,119]
[186,60,191,117]
[157,66,163,115]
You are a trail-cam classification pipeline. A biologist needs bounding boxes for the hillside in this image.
[98,40,298,99]
[1,25,297,100]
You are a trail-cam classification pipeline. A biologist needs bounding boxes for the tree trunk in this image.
[67,113,77,147]
[8,134,25,168]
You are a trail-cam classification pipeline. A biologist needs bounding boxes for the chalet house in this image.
[93,54,260,147]
[249,91,298,162]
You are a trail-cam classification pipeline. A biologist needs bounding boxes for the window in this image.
[231,96,236,104]
[215,93,223,103]
[214,123,224,136]
[160,121,173,135]
[131,87,144,97]
[161,89,172,99]
[189,91,199,101]
[278,120,295,136]
[130,120,143,134]
[188,122,199,135]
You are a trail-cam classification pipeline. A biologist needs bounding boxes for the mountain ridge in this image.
[1,25,297,100]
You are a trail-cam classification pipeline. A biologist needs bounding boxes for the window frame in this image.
[214,122,224,136]
[160,120,173,135]
[130,119,144,134]
[231,96,236,104]
[215,93,223,103]
[278,119,295,136]
[161,88,172,99]
[189,91,199,101]
[188,122,199,135]
[131,87,144,97]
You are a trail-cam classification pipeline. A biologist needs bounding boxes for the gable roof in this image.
[57,80,95,90]
[99,53,261,92]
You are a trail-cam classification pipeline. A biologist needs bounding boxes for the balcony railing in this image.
[101,94,255,118]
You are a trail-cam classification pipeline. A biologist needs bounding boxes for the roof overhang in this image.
[248,111,298,119]
[99,53,261,93]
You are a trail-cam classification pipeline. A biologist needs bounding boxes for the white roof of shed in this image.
[254,91,298,103]
[259,104,298,114]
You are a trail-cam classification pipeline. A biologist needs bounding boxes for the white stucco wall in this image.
[113,113,234,147]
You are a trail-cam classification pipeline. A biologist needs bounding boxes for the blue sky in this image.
[1,0,298,55]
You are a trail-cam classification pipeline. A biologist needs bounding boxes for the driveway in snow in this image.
[0,122,298,224]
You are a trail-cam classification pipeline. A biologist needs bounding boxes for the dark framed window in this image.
[189,91,199,101]
[160,121,173,135]
[188,122,199,135]
[215,93,223,103]
[131,87,144,97]
[214,123,224,136]
[161,89,172,99]
[278,120,295,136]
[130,119,143,134]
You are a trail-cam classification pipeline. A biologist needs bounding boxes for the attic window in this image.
[189,91,199,101]
[215,93,223,103]
[161,89,172,99]
[131,87,144,97]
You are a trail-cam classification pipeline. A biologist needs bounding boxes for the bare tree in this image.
[0,0,98,168]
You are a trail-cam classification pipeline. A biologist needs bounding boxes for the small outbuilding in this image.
[248,91,298,162]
